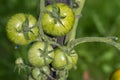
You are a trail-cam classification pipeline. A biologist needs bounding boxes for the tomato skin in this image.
[52,49,67,70]
[32,67,42,80]
[111,69,120,80]
[41,3,75,36]
[32,66,50,80]
[6,13,39,45]
[28,42,54,67]
[52,48,78,70]
[70,50,78,65]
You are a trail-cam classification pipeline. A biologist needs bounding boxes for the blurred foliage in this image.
[0,0,120,80]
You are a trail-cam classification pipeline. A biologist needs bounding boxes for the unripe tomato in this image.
[52,49,67,70]
[41,3,75,36]
[111,69,120,80]
[32,68,42,80]
[32,66,50,80]
[28,42,54,67]
[52,48,78,70]
[6,13,39,45]
[70,50,78,65]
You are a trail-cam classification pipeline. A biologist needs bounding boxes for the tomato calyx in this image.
[46,5,66,27]
[15,16,36,40]
[15,57,27,74]
[37,48,54,63]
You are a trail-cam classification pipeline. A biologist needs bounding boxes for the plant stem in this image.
[37,0,46,40]
[69,37,120,51]
[65,0,85,43]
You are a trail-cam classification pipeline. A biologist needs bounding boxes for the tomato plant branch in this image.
[37,0,47,41]
[65,0,85,43]
[49,40,67,52]
[69,37,120,51]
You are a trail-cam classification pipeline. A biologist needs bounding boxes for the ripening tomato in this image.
[52,48,78,70]
[111,69,120,80]
[28,41,54,67]
[41,3,75,36]
[6,13,39,45]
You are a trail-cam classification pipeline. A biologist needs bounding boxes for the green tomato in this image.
[70,50,78,65]
[41,66,50,80]
[52,48,67,70]
[32,66,50,80]
[28,42,54,67]
[6,13,39,45]
[31,68,42,80]
[41,3,75,36]
[52,48,78,70]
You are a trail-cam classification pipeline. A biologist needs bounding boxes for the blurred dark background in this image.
[0,0,120,80]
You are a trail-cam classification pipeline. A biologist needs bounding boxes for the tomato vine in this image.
[6,0,120,80]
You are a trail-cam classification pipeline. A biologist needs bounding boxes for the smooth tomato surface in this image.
[32,66,50,80]
[41,3,75,36]
[52,48,78,70]
[111,69,120,80]
[28,42,54,67]
[6,13,39,45]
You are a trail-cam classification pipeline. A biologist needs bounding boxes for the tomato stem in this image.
[65,0,85,43]
[37,0,49,41]
[69,37,120,51]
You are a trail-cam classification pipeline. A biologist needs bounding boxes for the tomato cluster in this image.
[28,42,78,69]
[27,41,78,80]
[6,3,74,45]
[6,2,77,80]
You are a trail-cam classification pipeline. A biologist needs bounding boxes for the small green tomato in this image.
[52,48,78,70]
[32,66,50,80]
[28,42,54,67]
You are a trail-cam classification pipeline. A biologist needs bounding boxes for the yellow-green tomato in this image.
[111,69,120,80]
[52,48,78,70]
[6,13,39,45]
[28,42,54,67]
[41,3,75,36]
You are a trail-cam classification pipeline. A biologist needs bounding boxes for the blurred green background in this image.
[0,0,120,80]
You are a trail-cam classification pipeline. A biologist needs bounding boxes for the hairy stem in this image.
[37,0,46,40]
[69,37,120,51]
